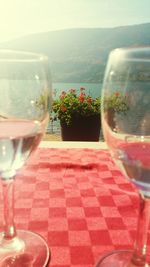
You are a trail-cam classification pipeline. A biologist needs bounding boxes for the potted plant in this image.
[52,87,101,141]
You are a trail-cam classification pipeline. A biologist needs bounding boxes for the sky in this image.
[0,0,149,43]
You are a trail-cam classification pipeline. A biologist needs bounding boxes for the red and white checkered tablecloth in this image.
[0,148,140,267]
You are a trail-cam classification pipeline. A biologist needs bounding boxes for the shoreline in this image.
[43,133,61,141]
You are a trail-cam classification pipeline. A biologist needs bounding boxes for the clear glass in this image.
[95,47,150,267]
[0,50,51,266]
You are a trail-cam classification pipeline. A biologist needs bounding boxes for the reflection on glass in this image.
[0,50,51,267]
[95,47,150,267]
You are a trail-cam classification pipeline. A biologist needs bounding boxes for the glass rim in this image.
[0,49,48,62]
[109,46,150,61]
[111,46,150,53]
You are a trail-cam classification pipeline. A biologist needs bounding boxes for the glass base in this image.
[94,250,137,267]
[0,230,50,267]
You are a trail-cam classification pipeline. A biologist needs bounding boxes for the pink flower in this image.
[115,92,120,97]
[60,91,66,99]
[61,105,67,112]
[69,89,76,93]
[87,96,93,104]
[79,92,85,103]
[79,97,84,103]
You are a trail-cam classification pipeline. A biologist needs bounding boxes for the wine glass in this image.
[0,50,51,266]
[95,47,150,267]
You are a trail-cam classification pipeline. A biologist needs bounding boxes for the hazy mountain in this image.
[1,23,150,83]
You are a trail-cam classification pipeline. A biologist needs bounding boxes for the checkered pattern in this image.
[0,148,139,267]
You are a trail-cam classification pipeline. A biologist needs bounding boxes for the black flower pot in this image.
[60,114,101,141]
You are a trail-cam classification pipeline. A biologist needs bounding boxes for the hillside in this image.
[1,23,150,83]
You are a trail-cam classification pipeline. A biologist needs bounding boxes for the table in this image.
[0,147,139,267]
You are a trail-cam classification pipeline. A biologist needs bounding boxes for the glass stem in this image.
[2,177,17,239]
[131,192,150,266]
